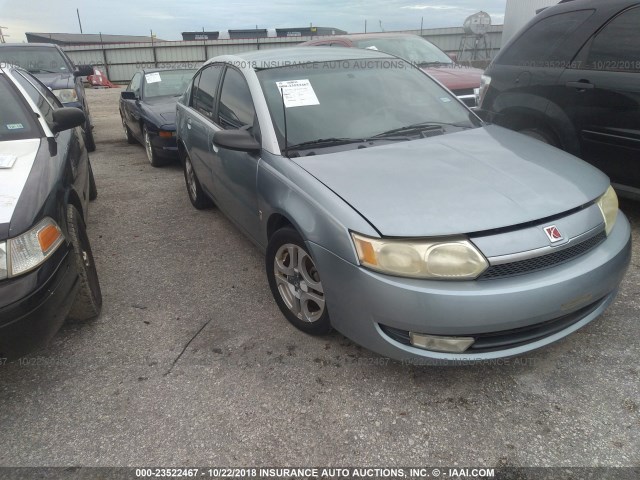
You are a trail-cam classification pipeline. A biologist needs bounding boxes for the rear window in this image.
[498,10,594,67]
[0,75,39,141]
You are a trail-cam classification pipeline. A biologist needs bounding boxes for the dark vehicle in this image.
[0,43,96,151]
[0,65,102,361]
[301,33,483,107]
[120,68,197,167]
[480,0,640,198]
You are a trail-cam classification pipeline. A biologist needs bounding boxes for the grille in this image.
[479,231,607,280]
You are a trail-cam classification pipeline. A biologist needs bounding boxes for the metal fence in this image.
[63,26,503,83]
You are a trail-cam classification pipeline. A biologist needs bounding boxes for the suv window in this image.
[218,68,255,129]
[498,10,594,67]
[193,64,223,119]
[13,70,58,124]
[128,73,142,97]
[0,75,39,140]
[584,6,640,72]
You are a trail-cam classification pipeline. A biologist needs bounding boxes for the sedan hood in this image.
[422,65,484,91]
[144,97,179,126]
[293,125,609,237]
[32,72,74,90]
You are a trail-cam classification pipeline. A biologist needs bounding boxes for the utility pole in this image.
[77,9,83,33]
[0,26,9,43]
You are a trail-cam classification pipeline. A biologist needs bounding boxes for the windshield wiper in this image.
[371,122,470,139]
[286,137,366,151]
[418,61,452,67]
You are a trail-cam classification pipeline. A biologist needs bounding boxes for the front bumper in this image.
[308,212,632,363]
[0,245,79,361]
[150,132,178,159]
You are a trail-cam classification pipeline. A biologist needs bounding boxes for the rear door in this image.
[559,4,640,191]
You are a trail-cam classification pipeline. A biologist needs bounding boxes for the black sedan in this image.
[0,64,102,361]
[120,68,197,167]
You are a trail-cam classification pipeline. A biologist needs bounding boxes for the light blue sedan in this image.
[175,47,631,363]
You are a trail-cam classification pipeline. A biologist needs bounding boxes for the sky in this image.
[0,0,506,42]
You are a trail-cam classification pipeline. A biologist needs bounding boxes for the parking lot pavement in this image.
[0,87,639,468]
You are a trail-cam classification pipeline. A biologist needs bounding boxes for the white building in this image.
[502,0,562,47]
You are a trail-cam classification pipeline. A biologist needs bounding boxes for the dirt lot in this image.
[1,87,639,467]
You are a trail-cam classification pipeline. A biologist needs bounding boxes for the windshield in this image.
[257,59,478,152]
[0,47,69,74]
[354,36,453,66]
[143,70,197,98]
[0,75,39,141]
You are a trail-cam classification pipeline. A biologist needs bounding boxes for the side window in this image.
[498,10,594,67]
[218,68,256,130]
[128,73,142,97]
[194,64,223,119]
[583,7,640,72]
[190,71,201,107]
[13,71,56,124]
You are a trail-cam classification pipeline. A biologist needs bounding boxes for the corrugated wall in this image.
[502,0,560,47]
[63,26,503,83]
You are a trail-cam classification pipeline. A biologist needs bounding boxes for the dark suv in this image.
[480,0,640,198]
[0,43,96,151]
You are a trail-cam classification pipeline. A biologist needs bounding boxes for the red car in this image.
[301,33,483,108]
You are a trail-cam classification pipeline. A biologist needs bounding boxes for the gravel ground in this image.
[0,87,639,468]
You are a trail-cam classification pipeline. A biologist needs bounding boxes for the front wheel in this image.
[84,121,96,152]
[66,205,102,322]
[266,227,331,335]
[88,161,98,201]
[143,125,167,167]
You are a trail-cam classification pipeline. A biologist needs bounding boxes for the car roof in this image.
[0,43,59,49]
[307,32,419,42]
[141,67,197,74]
[540,0,638,16]
[206,46,396,69]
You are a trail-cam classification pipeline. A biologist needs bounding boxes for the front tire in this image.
[143,125,167,167]
[122,115,136,144]
[183,152,212,209]
[88,161,98,201]
[66,205,102,322]
[266,227,331,335]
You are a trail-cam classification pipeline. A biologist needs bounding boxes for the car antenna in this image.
[280,86,289,158]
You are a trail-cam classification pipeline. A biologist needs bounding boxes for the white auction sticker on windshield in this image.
[276,79,320,108]
[145,72,162,83]
[0,154,17,169]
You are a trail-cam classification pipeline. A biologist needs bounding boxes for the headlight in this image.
[53,88,79,103]
[351,233,488,280]
[597,185,618,236]
[478,74,491,107]
[0,242,7,280]
[6,218,64,278]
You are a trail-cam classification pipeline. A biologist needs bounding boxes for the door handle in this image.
[566,80,594,90]
[187,118,192,130]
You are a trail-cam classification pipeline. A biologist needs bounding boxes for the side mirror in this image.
[74,65,94,77]
[51,107,86,133]
[121,91,137,101]
[212,129,261,153]
[448,53,458,63]
[473,109,492,123]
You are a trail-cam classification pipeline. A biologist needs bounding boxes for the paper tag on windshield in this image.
[276,79,320,108]
[145,72,162,83]
[0,154,17,169]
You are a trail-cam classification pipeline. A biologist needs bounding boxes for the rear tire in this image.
[66,205,102,322]
[183,152,212,209]
[122,115,136,144]
[88,161,98,201]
